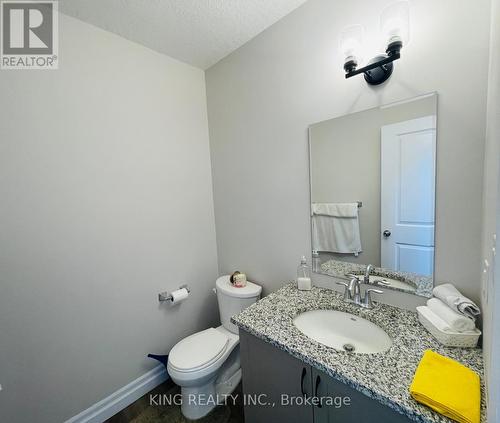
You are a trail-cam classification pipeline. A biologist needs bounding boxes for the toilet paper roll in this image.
[170,288,189,305]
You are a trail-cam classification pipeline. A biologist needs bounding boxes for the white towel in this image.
[432,283,481,319]
[311,203,361,254]
[416,305,453,333]
[311,203,358,218]
[427,298,476,332]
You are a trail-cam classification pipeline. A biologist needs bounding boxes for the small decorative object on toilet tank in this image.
[297,256,312,291]
[230,271,247,287]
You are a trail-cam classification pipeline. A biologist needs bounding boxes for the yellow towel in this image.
[410,350,480,423]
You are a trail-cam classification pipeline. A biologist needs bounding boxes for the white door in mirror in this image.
[381,115,436,276]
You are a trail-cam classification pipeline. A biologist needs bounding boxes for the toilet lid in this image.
[169,328,228,372]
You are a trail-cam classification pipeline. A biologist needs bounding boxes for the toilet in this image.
[167,275,262,420]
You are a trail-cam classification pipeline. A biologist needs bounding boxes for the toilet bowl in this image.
[167,276,262,420]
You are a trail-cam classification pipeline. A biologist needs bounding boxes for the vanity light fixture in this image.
[341,1,410,85]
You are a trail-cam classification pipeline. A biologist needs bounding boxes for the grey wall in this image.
[481,0,500,419]
[311,108,380,266]
[310,95,436,267]
[206,0,490,301]
[0,14,218,423]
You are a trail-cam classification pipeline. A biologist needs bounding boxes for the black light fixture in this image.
[340,1,410,85]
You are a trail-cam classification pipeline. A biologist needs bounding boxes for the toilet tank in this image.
[216,275,262,334]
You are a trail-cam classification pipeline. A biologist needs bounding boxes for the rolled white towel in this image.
[416,305,453,333]
[427,298,476,332]
[432,283,481,319]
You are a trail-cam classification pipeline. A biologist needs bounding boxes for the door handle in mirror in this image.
[383,230,391,238]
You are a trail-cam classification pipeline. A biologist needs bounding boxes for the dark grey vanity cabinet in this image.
[239,330,314,423]
[240,331,411,423]
[310,367,410,423]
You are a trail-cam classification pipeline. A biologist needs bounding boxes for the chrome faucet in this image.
[364,264,374,284]
[336,274,383,309]
[364,264,391,287]
[348,273,362,304]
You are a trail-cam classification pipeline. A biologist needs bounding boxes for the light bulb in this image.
[339,25,364,67]
[380,1,410,47]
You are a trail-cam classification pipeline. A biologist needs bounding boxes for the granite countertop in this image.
[320,259,434,298]
[231,283,485,423]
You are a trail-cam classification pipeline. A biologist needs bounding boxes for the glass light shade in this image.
[380,1,410,46]
[339,25,364,64]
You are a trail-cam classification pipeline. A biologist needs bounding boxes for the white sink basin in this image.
[293,309,392,354]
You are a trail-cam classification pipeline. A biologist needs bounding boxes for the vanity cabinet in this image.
[239,329,314,423]
[310,367,410,423]
[240,330,410,423]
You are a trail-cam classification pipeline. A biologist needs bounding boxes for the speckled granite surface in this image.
[321,259,434,298]
[232,283,485,423]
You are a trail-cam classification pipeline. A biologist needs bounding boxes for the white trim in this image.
[65,365,168,423]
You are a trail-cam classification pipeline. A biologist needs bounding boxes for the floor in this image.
[106,381,245,423]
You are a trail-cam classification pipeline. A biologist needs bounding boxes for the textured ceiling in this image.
[59,0,308,69]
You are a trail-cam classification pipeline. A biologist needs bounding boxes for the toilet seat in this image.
[168,328,229,373]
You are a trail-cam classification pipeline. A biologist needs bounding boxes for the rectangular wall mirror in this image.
[309,93,437,298]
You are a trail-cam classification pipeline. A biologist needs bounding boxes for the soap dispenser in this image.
[312,250,320,273]
[297,256,312,291]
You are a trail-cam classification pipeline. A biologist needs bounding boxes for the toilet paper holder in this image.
[158,284,191,302]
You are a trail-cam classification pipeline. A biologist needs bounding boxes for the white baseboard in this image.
[65,364,168,423]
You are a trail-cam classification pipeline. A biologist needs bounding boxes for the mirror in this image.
[309,93,437,297]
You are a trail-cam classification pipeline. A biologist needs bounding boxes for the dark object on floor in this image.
[147,353,169,370]
[105,380,244,423]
